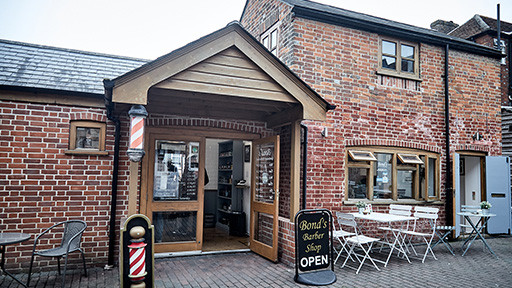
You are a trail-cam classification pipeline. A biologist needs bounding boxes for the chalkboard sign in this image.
[294,209,336,286]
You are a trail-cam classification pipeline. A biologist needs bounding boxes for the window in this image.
[346,148,439,201]
[379,38,420,80]
[261,23,279,56]
[66,121,107,155]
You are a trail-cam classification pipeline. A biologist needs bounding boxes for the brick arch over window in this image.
[345,138,442,154]
[146,115,275,138]
[70,111,107,123]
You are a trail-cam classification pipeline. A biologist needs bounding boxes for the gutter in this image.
[103,79,121,269]
[300,124,308,210]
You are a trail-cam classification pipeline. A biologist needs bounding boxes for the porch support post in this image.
[290,120,301,221]
[128,162,139,215]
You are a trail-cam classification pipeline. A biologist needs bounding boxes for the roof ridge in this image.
[474,14,491,30]
[0,38,150,63]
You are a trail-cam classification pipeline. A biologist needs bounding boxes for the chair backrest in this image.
[389,204,413,217]
[413,206,439,220]
[336,212,357,233]
[61,220,87,251]
[461,205,480,213]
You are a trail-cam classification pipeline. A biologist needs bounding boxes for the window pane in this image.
[76,127,100,149]
[382,40,396,55]
[373,153,393,199]
[382,56,396,70]
[254,212,274,247]
[401,44,414,59]
[262,36,269,49]
[428,158,436,197]
[270,30,277,50]
[348,167,369,199]
[153,211,196,243]
[401,59,414,73]
[397,170,414,199]
[153,140,199,201]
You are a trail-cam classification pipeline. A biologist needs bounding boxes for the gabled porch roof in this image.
[111,22,333,127]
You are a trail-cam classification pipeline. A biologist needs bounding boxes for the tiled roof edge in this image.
[0,38,150,63]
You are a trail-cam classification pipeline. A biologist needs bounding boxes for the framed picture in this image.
[244,145,251,162]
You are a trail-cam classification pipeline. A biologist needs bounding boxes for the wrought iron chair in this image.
[27,220,87,287]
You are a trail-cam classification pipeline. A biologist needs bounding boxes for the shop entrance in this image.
[454,152,511,237]
[142,128,280,260]
[202,139,251,252]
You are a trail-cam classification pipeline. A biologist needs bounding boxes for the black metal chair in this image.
[27,220,87,287]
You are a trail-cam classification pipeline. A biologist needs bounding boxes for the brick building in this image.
[0,0,507,273]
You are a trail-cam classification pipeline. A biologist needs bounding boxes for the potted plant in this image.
[355,201,366,214]
[480,201,492,215]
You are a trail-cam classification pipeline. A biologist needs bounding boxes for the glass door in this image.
[250,135,279,262]
[145,133,205,253]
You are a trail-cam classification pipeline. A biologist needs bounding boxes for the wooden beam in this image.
[128,161,139,215]
[266,105,303,128]
[290,121,301,222]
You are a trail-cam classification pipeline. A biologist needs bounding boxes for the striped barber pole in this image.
[129,116,144,150]
[128,240,147,281]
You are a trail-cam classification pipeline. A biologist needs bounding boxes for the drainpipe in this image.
[300,124,308,210]
[103,79,121,269]
[444,44,453,226]
[508,36,511,105]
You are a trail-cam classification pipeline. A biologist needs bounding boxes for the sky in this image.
[0,0,510,60]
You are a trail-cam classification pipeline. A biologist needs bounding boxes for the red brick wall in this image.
[0,99,122,272]
[474,34,510,106]
[242,0,501,264]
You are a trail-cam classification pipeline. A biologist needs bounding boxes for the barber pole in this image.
[128,226,147,288]
[127,105,148,162]
[129,116,144,150]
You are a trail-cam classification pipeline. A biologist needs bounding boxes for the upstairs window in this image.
[379,38,420,80]
[261,23,279,56]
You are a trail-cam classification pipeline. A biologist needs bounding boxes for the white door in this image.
[486,156,511,234]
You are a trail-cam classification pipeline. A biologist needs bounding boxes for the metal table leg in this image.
[0,245,28,287]
[461,216,497,258]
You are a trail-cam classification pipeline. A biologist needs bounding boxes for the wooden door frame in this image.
[249,135,280,262]
[452,150,487,237]
[140,126,260,253]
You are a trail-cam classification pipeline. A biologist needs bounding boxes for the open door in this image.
[250,135,280,262]
[486,156,512,234]
[454,153,461,238]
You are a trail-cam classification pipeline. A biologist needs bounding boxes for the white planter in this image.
[482,208,490,215]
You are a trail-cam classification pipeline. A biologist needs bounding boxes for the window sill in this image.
[344,199,443,206]
[376,70,422,82]
[65,150,109,156]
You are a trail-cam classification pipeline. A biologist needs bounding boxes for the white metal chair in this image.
[378,204,413,252]
[403,207,439,263]
[337,213,380,274]
[333,211,356,264]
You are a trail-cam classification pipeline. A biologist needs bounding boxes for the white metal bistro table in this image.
[0,232,31,287]
[457,212,497,258]
[350,212,416,267]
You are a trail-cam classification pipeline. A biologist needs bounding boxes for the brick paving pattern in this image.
[2,236,512,287]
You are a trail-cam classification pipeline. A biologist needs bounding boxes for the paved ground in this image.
[2,236,512,287]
